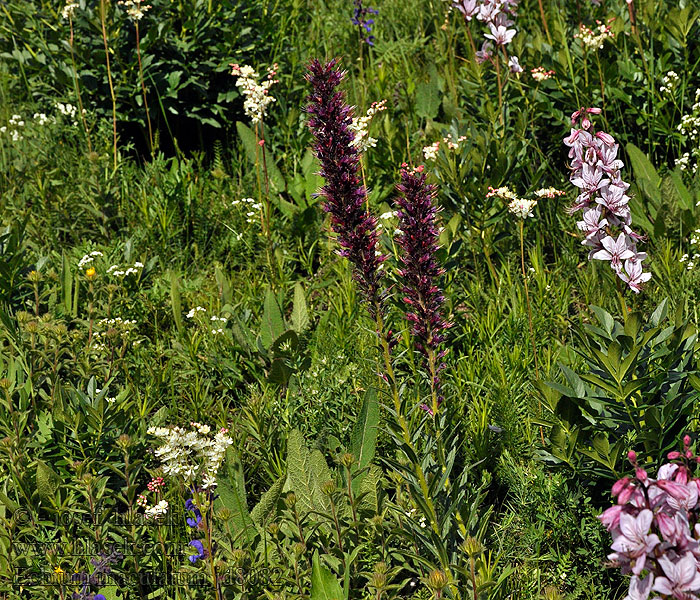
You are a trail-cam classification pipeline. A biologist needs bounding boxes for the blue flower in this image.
[185,498,202,528]
[94,595,106,600]
[188,540,207,564]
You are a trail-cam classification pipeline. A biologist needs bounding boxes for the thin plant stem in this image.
[519,220,539,379]
[537,0,552,45]
[99,0,118,170]
[135,22,153,155]
[68,16,92,153]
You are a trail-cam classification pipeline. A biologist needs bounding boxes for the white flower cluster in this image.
[575,20,615,51]
[680,229,700,270]
[78,251,104,268]
[404,507,428,529]
[33,113,54,126]
[376,210,401,235]
[144,500,169,520]
[230,63,278,125]
[0,115,25,142]
[186,306,206,319]
[423,141,441,161]
[56,102,85,127]
[349,100,387,153]
[232,197,262,225]
[210,315,227,335]
[61,2,79,19]
[91,317,138,352]
[508,197,538,219]
[660,71,680,97]
[676,89,700,174]
[118,0,152,21]
[107,261,144,278]
[147,423,233,488]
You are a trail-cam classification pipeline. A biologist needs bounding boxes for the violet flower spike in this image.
[394,167,451,412]
[306,59,387,318]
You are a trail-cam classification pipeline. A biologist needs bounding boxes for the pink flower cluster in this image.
[564,107,651,293]
[599,438,700,599]
[453,0,519,65]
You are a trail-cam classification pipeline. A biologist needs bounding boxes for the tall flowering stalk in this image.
[599,438,700,600]
[305,59,386,317]
[230,63,278,246]
[394,166,450,416]
[61,2,92,152]
[99,0,118,170]
[119,0,153,154]
[564,107,651,294]
[306,59,443,545]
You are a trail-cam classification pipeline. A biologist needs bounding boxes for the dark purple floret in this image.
[394,168,451,407]
[305,59,387,317]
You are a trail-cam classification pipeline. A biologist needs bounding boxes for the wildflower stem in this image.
[519,220,539,379]
[99,0,118,170]
[537,0,552,45]
[68,16,92,153]
[135,22,154,155]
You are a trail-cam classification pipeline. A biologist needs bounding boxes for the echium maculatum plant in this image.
[394,166,451,415]
[306,59,387,317]
[564,107,651,293]
[599,437,700,599]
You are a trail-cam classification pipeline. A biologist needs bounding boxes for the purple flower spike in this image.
[306,59,387,317]
[394,166,451,407]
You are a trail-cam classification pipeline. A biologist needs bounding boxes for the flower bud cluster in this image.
[531,67,555,82]
[599,438,700,599]
[574,19,615,51]
[564,107,651,293]
[230,64,278,125]
[118,0,151,21]
[61,2,79,19]
[660,71,680,98]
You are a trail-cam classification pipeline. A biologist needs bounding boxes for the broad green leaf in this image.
[251,477,285,526]
[216,449,256,545]
[36,460,60,506]
[260,288,285,349]
[215,266,232,305]
[170,271,182,334]
[291,283,309,332]
[311,552,345,600]
[349,388,379,493]
[415,81,440,120]
[590,305,614,335]
[626,143,661,187]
